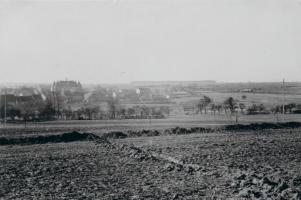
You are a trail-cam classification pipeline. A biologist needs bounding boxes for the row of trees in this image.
[196,96,301,115]
[0,98,170,122]
[271,103,301,114]
[197,96,239,115]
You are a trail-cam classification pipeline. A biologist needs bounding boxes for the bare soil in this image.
[0,128,301,199]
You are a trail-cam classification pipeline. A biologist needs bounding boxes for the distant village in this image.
[1,80,301,122]
[0,80,177,122]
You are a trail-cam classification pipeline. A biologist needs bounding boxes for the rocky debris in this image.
[0,131,100,146]
[152,153,201,174]
[104,143,158,162]
[293,176,301,187]
[231,170,301,199]
[126,146,158,161]
[164,163,175,172]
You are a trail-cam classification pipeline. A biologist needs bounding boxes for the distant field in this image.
[174,91,301,109]
[123,90,301,117]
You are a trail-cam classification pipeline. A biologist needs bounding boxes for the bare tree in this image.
[119,108,127,119]
[224,97,237,114]
[107,96,119,119]
[197,100,204,114]
[203,96,212,114]
[215,104,222,115]
[197,96,212,114]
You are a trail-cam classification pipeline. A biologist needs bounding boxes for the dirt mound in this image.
[126,122,301,138]
[102,131,128,139]
[127,129,160,137]
[163,127,212,135]
[0,131,100,146]
[225,122,301,131]
[126,127,211,137]
[103,122,301,139]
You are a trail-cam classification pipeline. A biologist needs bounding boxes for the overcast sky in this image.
[0,0,300,84]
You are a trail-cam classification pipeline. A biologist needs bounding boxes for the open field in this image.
[174,92,301,109]
[1,125,301,199]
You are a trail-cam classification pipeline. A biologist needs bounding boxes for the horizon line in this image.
[0,79,300,86]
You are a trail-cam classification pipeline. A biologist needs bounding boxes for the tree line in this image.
[195,96,301,115]
[0,96,170,122]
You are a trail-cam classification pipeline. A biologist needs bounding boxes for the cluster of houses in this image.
[0,87,45,105]
[0,80,174,121]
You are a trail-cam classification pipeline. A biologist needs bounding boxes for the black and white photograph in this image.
[0,0,301,199]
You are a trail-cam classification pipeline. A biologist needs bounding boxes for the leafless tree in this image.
[197,96,212,114]
[107,96,119,119]
[224,97,237,114]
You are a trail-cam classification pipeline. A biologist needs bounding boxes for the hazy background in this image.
[0,0,300,84]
